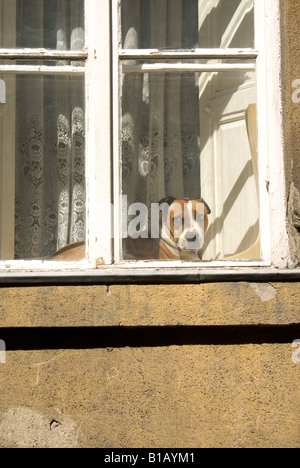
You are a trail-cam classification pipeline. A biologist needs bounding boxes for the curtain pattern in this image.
[14,0,85,259]
[121,0,201,213]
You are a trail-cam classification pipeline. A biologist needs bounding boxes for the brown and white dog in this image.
[124,196,211,261]
[52,241,85,261]
[52,196,211,261]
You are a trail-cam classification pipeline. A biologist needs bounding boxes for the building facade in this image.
[0,0,299,448]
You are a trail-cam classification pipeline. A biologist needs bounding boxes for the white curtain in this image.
[121,0,201,213]
[14,0,85,259]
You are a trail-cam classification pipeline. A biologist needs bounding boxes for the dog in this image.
[124,196,211,261]
[52,196,211,262]
[52,241,85,261]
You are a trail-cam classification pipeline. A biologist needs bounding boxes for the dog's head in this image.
[158,196,211,254]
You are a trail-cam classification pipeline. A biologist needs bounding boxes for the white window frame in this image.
[0,0,292,278]
[111,0,290,271]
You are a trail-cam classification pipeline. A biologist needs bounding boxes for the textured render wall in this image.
[0,283,299,448]
[0,341,299,448]
[0,1,299,449]
[0,283,299,328]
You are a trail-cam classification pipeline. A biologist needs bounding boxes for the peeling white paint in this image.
[249,283,277,302]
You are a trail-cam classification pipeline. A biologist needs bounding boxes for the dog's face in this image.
[159,197,211,253]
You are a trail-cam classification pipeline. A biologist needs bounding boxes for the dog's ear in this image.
[199,198,211,215]
[158,196,176,207]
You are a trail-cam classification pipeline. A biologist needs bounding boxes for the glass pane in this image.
[121,0,254,50]
[120,64,259,261]
[0,0,85,50]
[0,73,86,260]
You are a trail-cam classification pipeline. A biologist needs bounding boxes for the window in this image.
[0,0,290,272]
[119,0,258,263]
[0,0,87,261]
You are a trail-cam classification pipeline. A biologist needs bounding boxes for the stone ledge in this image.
[0,281,299,328]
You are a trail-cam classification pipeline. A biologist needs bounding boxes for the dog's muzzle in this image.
[178,230,204,251]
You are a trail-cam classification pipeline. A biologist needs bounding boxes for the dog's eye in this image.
[173,215,183,228]
[195,213,205,222]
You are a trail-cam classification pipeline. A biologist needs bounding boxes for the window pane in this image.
[121,65,259,261]
[0,73,85,260]
[0,0,85,50]
[121,0,254,50]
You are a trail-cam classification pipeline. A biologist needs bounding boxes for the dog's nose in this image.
[185,232,197,243]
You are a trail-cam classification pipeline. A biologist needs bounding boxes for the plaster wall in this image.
[0,282,299,448]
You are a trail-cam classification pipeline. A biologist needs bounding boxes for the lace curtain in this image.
[121,0,201,211]
[14,0,85,259]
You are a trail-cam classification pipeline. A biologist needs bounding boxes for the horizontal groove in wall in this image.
[1,325,300,350]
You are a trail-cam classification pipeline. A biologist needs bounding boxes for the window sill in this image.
[0,264,299,286]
